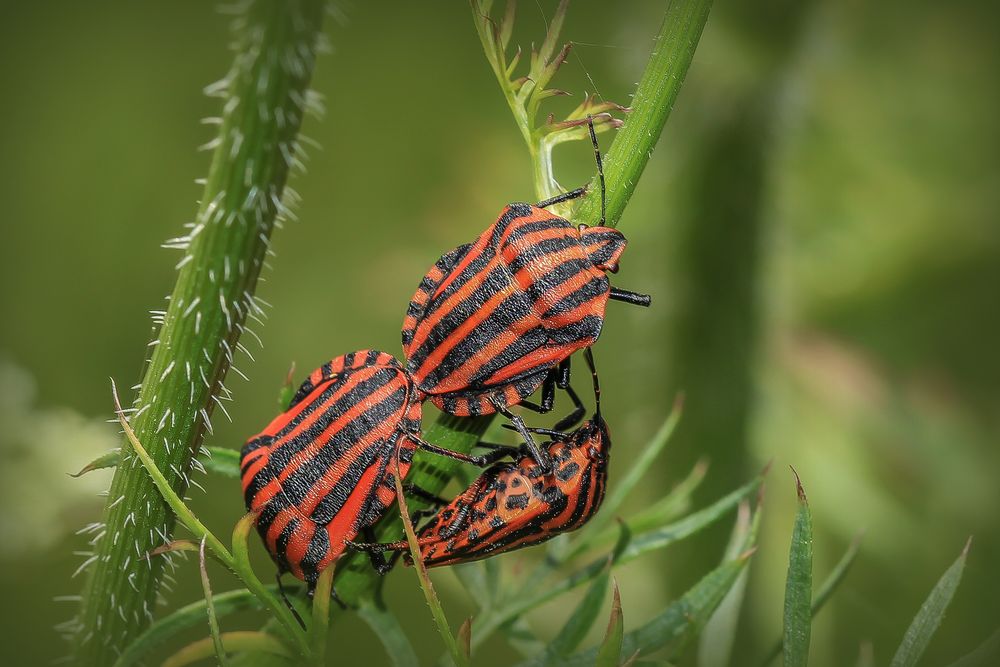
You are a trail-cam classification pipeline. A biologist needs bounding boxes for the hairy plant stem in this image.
[72,2,324,663]
[331,0,715,613]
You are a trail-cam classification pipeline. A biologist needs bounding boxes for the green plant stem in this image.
[574,0,714,228]
[110,388,310,659]
[332,0,715,617]
[72,2,324,663]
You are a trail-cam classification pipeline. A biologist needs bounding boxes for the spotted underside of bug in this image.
[351,348,609,568]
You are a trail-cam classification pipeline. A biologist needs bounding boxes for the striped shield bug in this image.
[350,347,609,569]
[239,349,512,588]
[401,118,647,461]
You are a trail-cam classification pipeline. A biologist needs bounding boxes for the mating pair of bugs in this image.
[239,120,649,593]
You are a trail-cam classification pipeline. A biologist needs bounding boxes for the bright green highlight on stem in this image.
[575,0,714,228]
[72,1,324,664]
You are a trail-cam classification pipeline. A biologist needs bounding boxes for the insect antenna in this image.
[586,115,607,227]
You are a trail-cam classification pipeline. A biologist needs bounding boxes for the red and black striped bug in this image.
[239,350,511,589]
[350,347,609,569]
[401,118,647,469]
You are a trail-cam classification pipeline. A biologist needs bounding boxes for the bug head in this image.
[579,226,627,274]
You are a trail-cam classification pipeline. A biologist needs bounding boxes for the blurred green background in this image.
[1,1,997,664]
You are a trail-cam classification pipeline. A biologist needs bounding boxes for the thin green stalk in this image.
[574,0,714,227]
[393,454,469,667]
[199,538,229,666]
[72,2,324,662]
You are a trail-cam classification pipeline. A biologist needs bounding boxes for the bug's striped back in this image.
[407,416,610,567]
[402,203,626,416]
[240,350,421,584]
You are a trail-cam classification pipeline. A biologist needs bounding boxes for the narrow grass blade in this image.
[549,567,612,657]
[542,549,756,666]
[621,474,764,561]
[947,627,1000,667]
[69,445,240,479]
[626,459,709,534]
[890,538,973,667]
[199,446,241,479]
[112,382,232,563]
[595,581,624,667]
[783,469,813,667]
[113,588,285,666]
[68,449,121,477]
[356,601,420,667]
[199,538,228,666]
[458,618,473,662]
[759,532,864,666]
[476,476,758,654]
[308,564,336,665]
[162,631,291,667]
[393,452,469,667]
[699,501,752,667]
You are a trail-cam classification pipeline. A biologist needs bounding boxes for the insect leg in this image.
[403,483,449,506]
[536,186,587,210]
[276,572,306,630]
[609,287,652,307]
[407,433,514,468]
[489,396,553,473]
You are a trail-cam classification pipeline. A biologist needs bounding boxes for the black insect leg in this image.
[489,396,552,473]
[408,433,516,468]
[609,287,652,307]
[536,186,587,210]
[403,483,449,507]
[586,114,607,227]
[517,359,586,431]
[517,368,557,414]
[276,572,307,630]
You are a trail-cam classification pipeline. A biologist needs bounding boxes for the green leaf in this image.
[356,601,420,667]
[546,549,756,666]
[595,581,624,667]
[114,588,282,666]
[890,538,973,667]
[699,501,753,667]
[162,631,291,667]
[199,538,228,666]
[759,532,863,666]
[783,469,813,667]
[458,617,473,662]
[309,565,336,665]
[68,448,121,477]
[70,446,240,479]
[626,458,708,535]
[199,446,241,479]
[474,477,757,654]
[947,628,1000,667]
[393,453,469,667]
[549,568,612,658]
[620,474,764,561]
